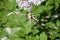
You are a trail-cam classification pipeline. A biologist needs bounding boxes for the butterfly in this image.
[27,12,38,24]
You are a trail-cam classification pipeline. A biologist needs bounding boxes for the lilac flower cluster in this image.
[16,0,45,11]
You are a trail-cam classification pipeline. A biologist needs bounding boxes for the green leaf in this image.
[32,5,46,17]
[55,0,60,4]
[23,23,31,34]
[46,0,54,6]
[46,22,55,29]
[40,32,47,40]
[5,0,17,11]
[55,2,59,10]
[20,9,27,14]
[0,29,5,38]
[32,29,39,35]
[56,20,60,27]
[35,35,39,40]
[9,37,25,40]
[45,6,54,11]
[26,36,35,40]
[0,10,8,17]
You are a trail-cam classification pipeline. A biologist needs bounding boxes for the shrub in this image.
[0,0,60,40]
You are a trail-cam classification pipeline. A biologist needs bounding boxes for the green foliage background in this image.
[0,0,60,40]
